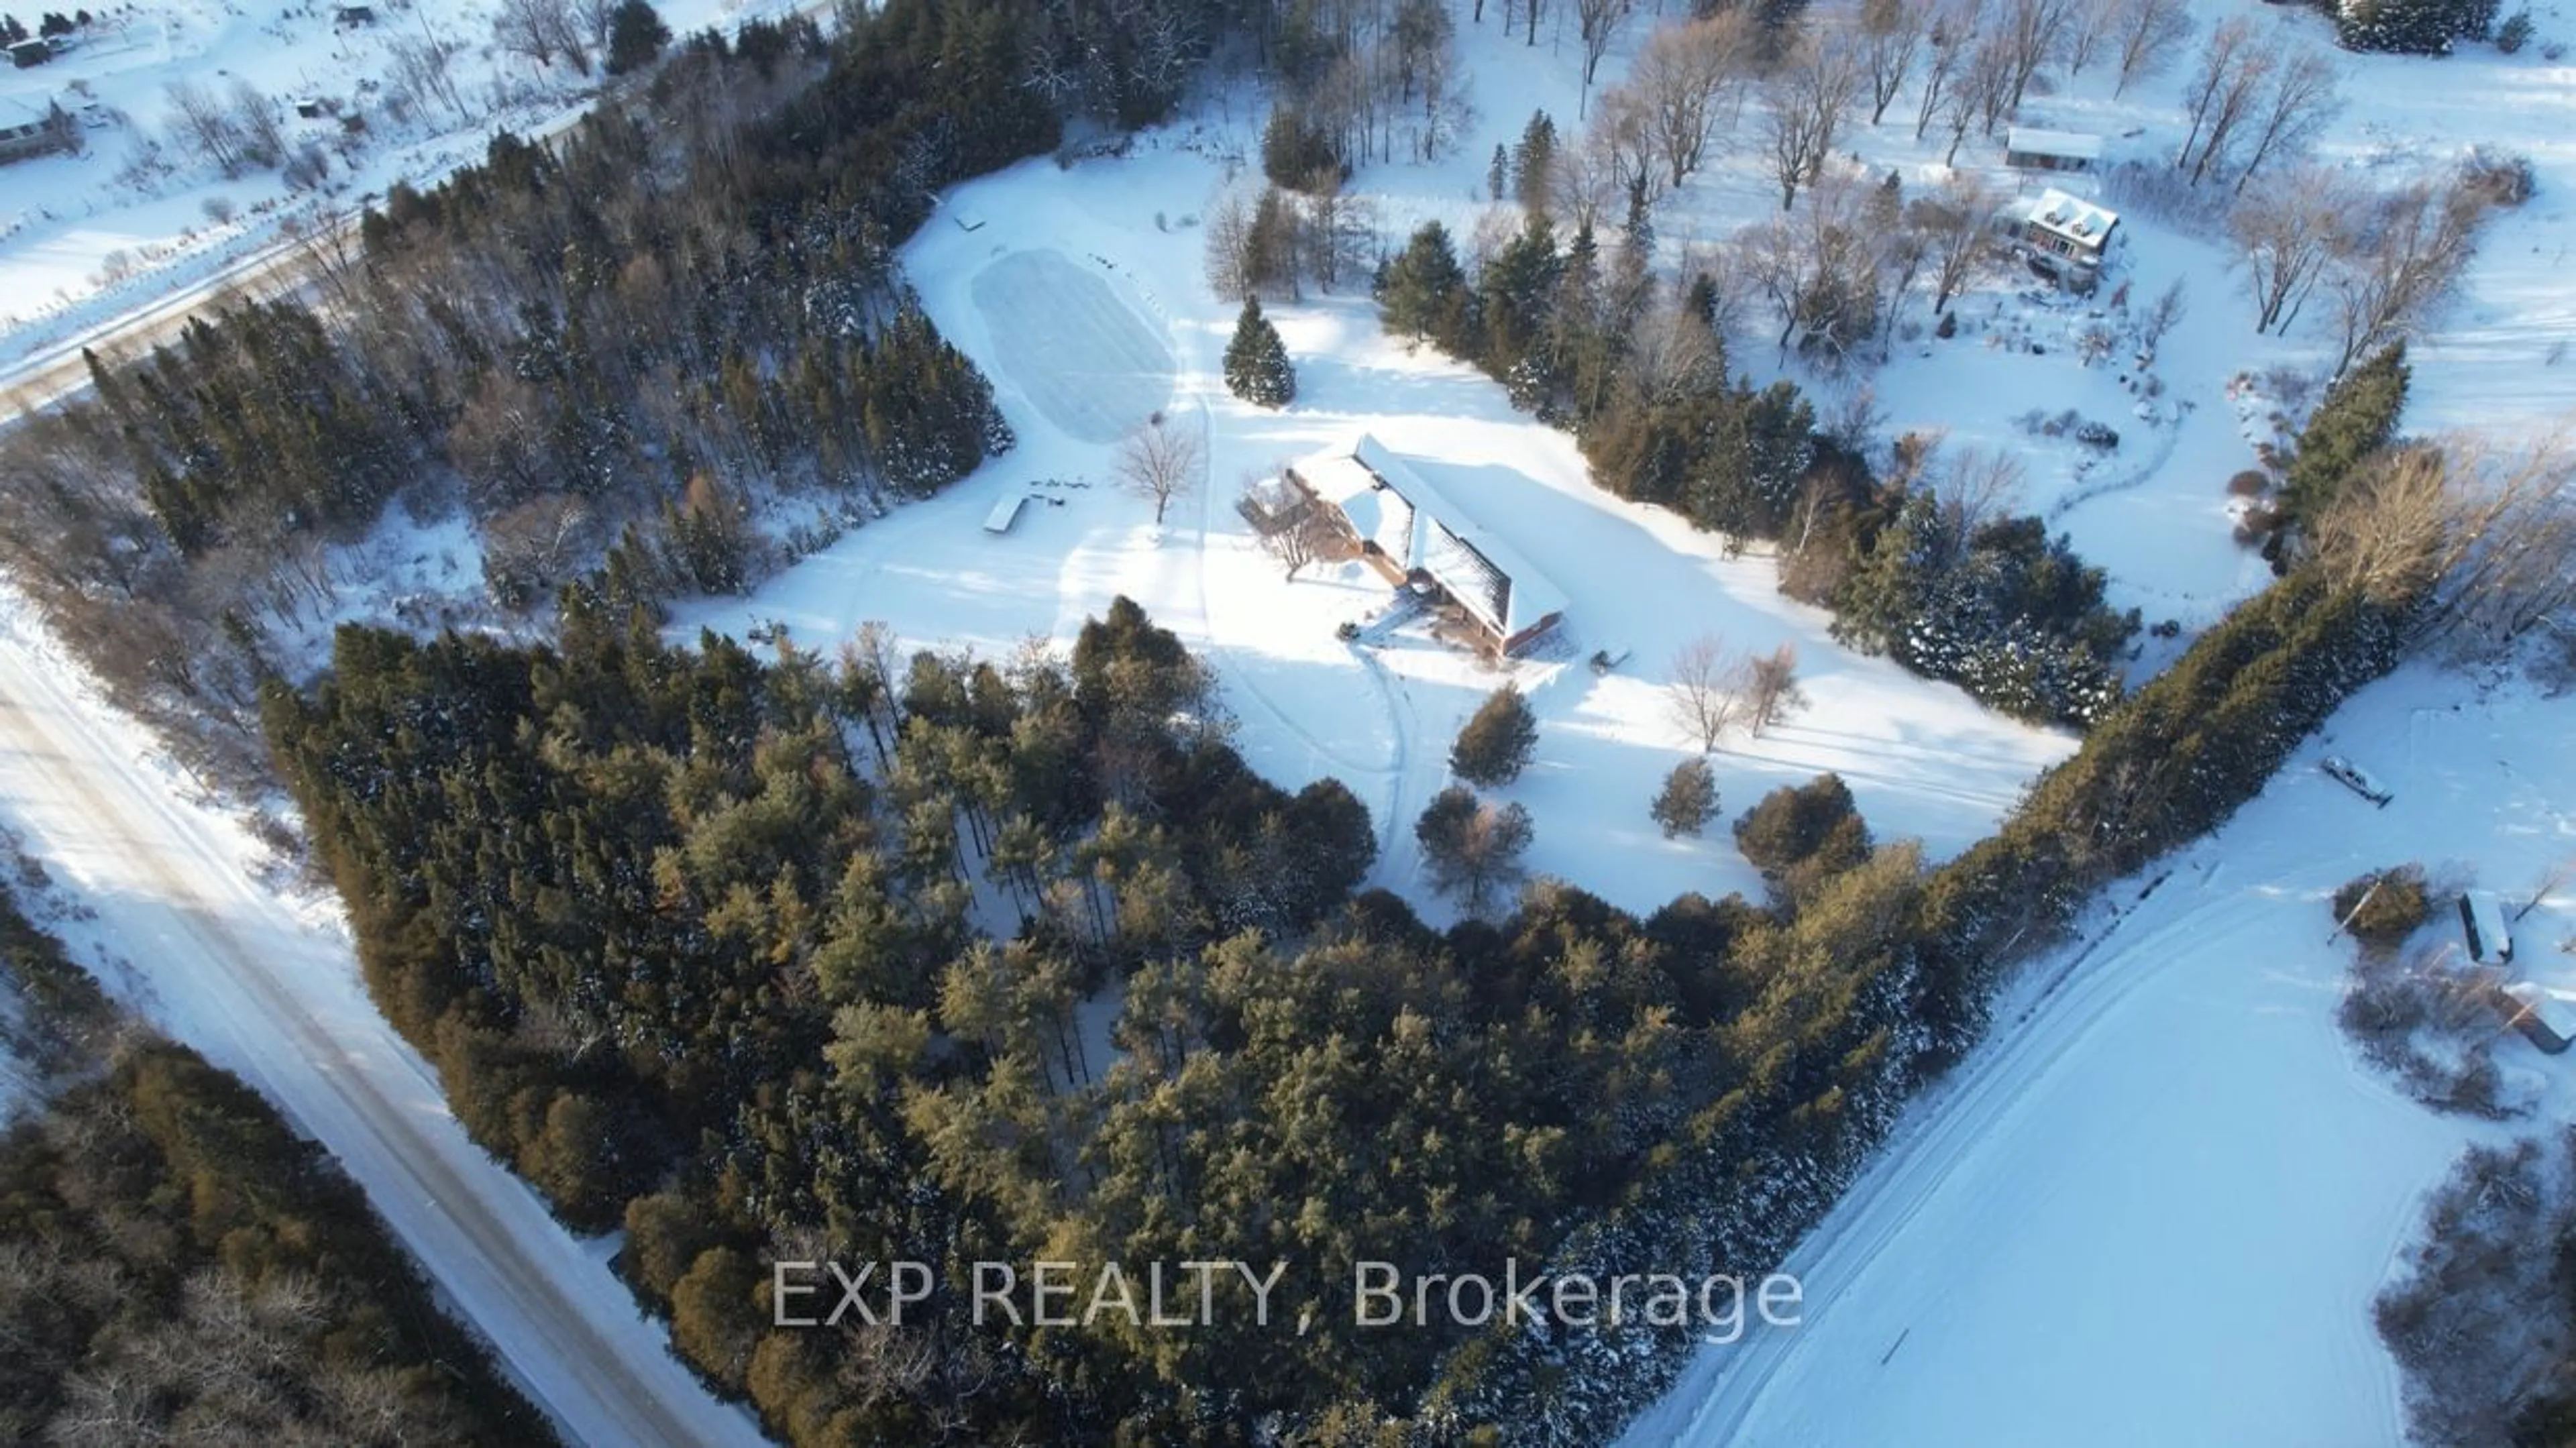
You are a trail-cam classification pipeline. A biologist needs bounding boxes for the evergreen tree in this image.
[605,0,671,74]
[1414,784,1535,915]
[1450,683,1539,786]
[1222,296,1297,407]
[1652,757,1718,838]
[1379,221,1469,346]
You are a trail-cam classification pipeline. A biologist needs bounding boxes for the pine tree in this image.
[1222,296,1297,407]
[1450,683,1539,786]
[1379,221,1468,345]
[606,0,671,74]
[1652,757,1718,838]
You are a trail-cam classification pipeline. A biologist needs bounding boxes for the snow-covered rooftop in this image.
[1295,433,1568,642]
[2005,127,2104,162]
[2023,188,2120,254]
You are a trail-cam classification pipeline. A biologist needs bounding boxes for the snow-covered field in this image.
[1627,663,2576,1448]
[0,0,799,383]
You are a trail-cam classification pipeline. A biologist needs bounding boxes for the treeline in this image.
[0,0,1099,782]
[1415,347,2428,1442]
[1377,211,2135,726]
[0,883,548,1446]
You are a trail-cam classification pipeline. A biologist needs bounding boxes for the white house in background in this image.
[1286,434,1567,657]
[2015,188,2120,288]
[2004,127,2102,174]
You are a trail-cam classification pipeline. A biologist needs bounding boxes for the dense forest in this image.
[0,0,1039,783]
[266,341,2429,1441]
[0,881,549,1445]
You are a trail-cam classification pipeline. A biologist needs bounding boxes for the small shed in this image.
[2499,982,2572,1055]
[2005,127,2103,173]
[333,4,376,23]
[983,491,1029,534]
[2459,891,2515,965]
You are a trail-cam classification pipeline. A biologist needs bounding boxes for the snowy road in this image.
[0,612,767,1448]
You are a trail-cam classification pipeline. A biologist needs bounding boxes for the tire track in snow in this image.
[1660,854,2276,1445]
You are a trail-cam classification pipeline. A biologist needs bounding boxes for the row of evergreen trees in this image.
[1377,214,2135,727]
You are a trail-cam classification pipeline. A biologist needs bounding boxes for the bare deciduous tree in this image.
[1114,414,1205,526]
[1935,443,2026,535]
[2326,173,2489,376]
[2176,17,2273,185]
[1912,0,1980,141]
[1907,172,1993,315]
[1860,0,1928,125]
[1250,488,1341,579]
[2408,437,2576,647]
[2233,166,2349,335]
[2228,48,2340,194]
[1764,34,1863,212]
[1576,0,1633,111]
[386,31,470,121]
[1630,11,1755,186]
[227,80,285,168]
[1737,643,1807,735]
[2108,0,2192,97]
[2137,275,2187,351]
[1994,0,2078,113]
[494,0,590,72]
[164,78,245,175]
[1669,632,1742,750]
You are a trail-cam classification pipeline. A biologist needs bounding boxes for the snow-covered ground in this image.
[0,587,767,1448]
[0,0,804,381]
[674,148,2082,920]
[1626,662,2576,1448]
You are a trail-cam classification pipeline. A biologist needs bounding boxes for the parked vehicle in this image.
[2320,755,2392,807]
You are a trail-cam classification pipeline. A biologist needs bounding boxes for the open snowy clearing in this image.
[1626,663,2576,1447]
[970,247,1179,442]
[676,146,2080,920]
[0,590,766,1448]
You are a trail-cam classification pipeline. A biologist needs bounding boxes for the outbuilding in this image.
[2004,127,2103,173]
[2459,891,2515,964]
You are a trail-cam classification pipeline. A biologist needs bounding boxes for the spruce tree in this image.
[1450,683,1539,786]
[1652,757,1718,838]
[1222,296,1296,408]
[1379,221,1468,345]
